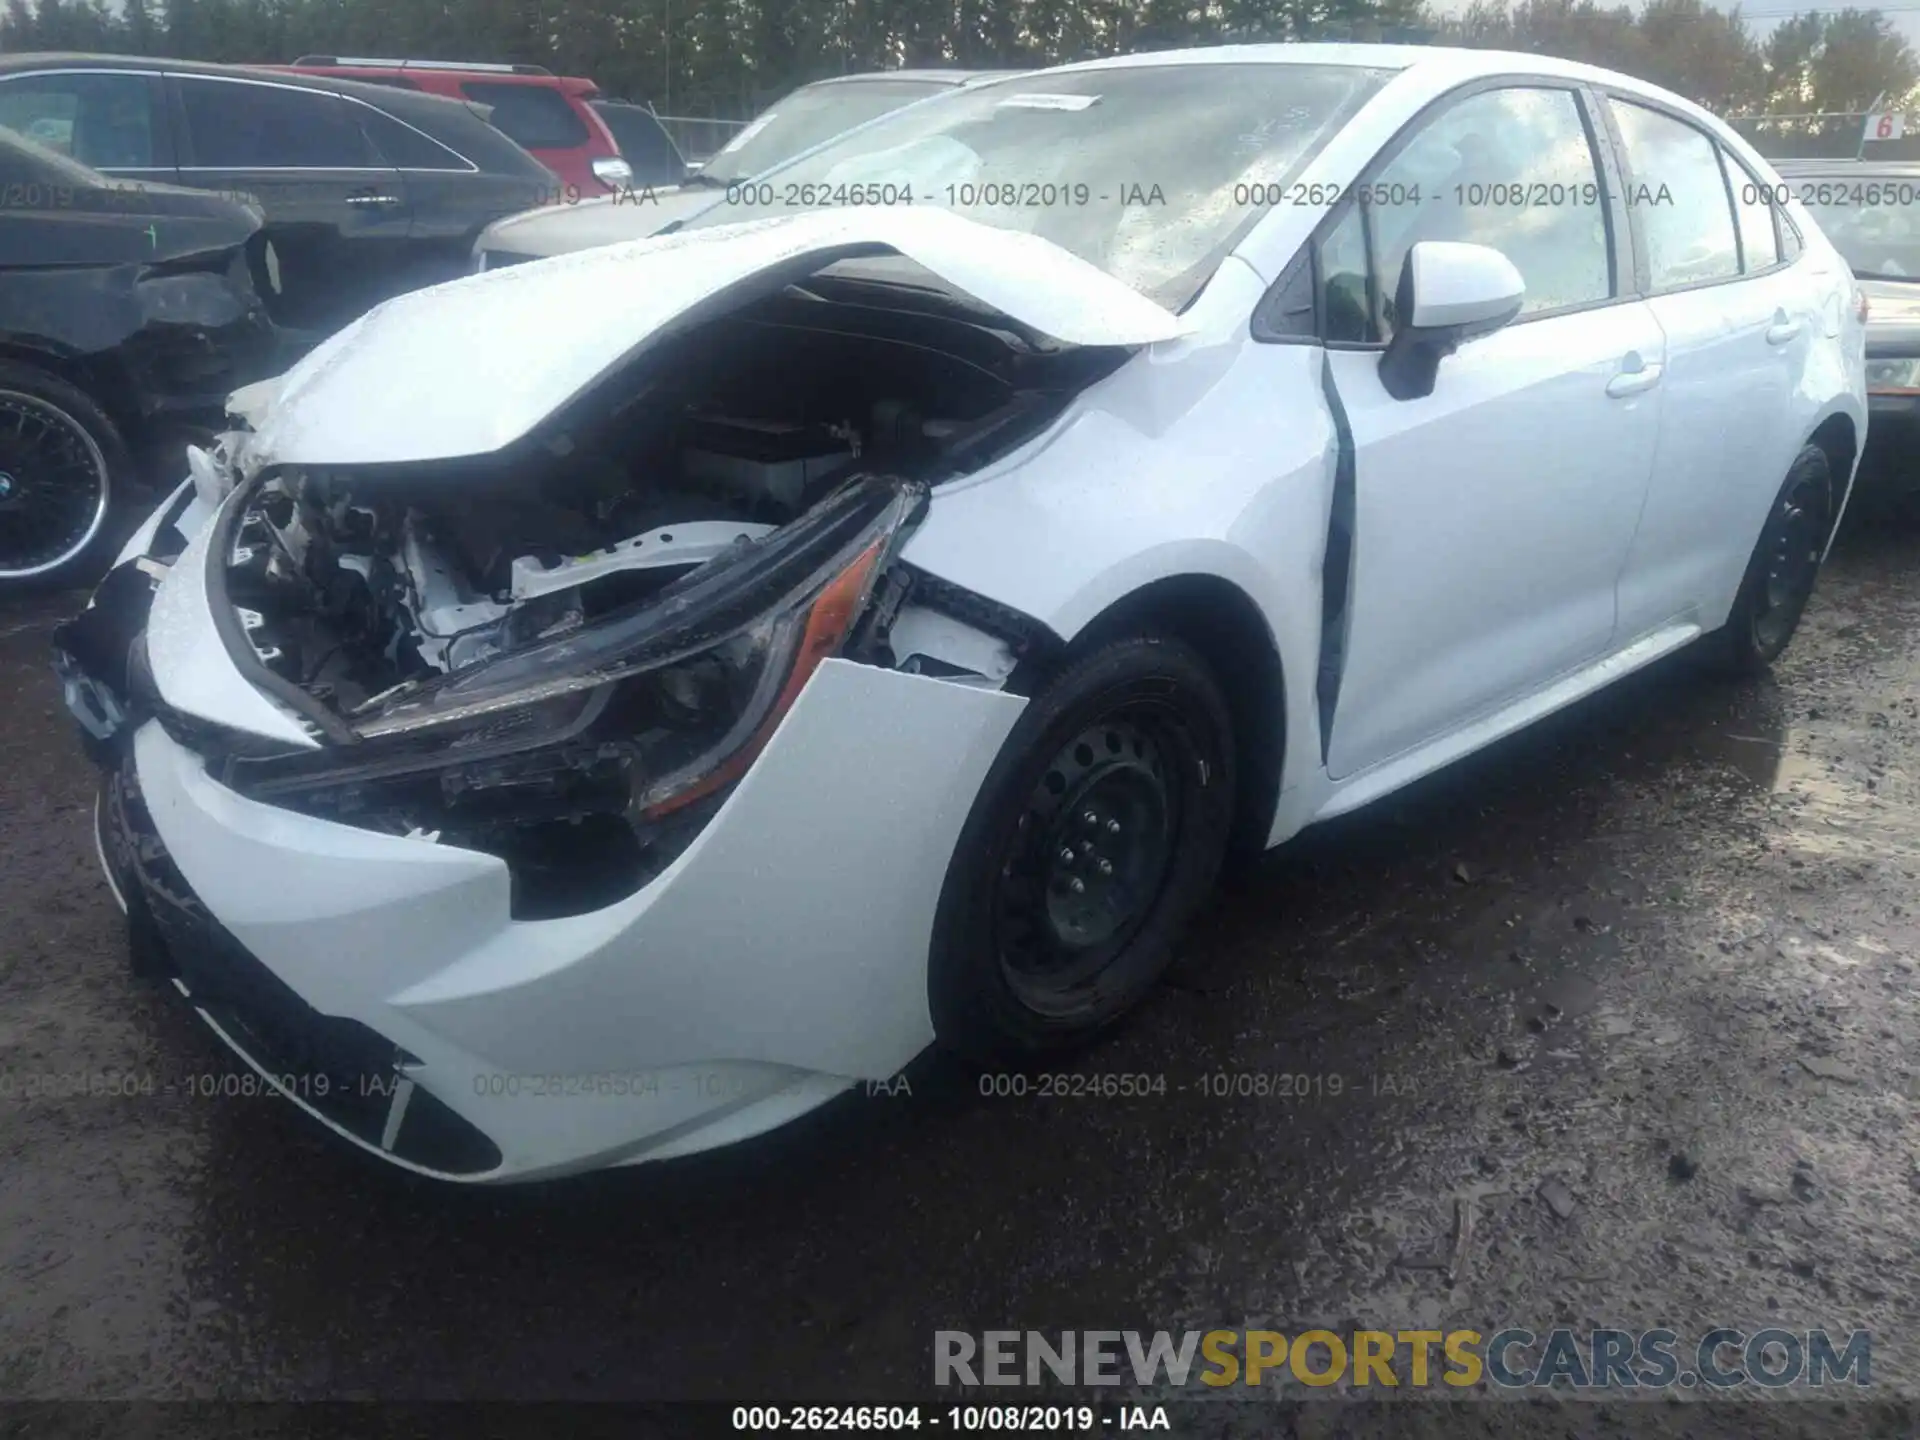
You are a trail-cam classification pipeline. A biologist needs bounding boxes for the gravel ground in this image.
[2,507,1918,1437]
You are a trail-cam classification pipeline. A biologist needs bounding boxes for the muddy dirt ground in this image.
[3,504,1919,1437]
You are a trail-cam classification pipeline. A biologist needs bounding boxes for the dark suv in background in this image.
[0,127,277,586]
[281,57,631,195]
[0,55,556,338]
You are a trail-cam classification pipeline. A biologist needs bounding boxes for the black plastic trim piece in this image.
[895,563,1066,664]
[1316,353,1356,766]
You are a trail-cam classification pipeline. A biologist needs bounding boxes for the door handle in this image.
[1605,362,1663,398]
[345,192,401,206]
[1766,318,1803,345]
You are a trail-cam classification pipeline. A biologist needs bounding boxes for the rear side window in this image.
[179,79,378,168]
[1608,99,1739,291]
[1724,153,1780,272]
[359,106,470,170]
[460,82,587,149]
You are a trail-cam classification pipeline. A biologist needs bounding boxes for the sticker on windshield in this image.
[996,93,1099,112]
[719,113,776,153]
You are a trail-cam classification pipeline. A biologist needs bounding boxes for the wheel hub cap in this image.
[1754,485,1823,649]
[994,717,1179,1009]
[0,393,111,580]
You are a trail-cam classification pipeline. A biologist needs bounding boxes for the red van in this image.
[281,57,632,195]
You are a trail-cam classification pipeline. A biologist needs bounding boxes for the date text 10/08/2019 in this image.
[731,1406,1166,1431]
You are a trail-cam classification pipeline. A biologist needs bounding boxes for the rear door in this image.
[166,72,413,337]
[1600,95,1809,638]
[351,101,538,293]
[1317,81,1667,779]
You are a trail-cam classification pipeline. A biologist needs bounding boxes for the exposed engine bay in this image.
[221,272,1115,712]
[183,267,1120,918]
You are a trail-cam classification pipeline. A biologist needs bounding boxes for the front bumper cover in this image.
[102,658,1023,1181]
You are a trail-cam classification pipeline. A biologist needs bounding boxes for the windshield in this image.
[681,63,1392,311]
[1799,179,1920,279]
[702,79,958,183]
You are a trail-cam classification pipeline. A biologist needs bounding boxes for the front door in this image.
[1318,83,1665,779]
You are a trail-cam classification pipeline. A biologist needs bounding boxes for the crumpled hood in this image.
[231,206,1189,470]
[480,186,720,256]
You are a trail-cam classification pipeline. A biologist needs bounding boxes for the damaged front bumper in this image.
[103,659,1020,1180]
[60,476,1030,1180]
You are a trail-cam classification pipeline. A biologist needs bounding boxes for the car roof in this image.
[1772,158,1920,175]
[803,68,1021,87]
[1015,41,1682,93]
[0,51,477,106]
[294,61,599,87]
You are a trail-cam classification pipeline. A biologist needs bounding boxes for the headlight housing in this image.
[222,476,923,917]
[1867,356,1920,393]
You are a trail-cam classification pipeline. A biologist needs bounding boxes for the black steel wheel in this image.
[930,633,1236,1060]
[0,362,130,588]
[1717,443,1833,675]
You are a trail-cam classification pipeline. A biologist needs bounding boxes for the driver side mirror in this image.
[1377,241,1525,401]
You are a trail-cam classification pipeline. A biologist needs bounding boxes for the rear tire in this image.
[1714,442,1832,676]
[0,360,130,591]
[928,633,1236,1064]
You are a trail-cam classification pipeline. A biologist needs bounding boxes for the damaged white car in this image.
[54,46,1865,1181]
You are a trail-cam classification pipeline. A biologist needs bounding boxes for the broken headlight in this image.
[223,476,924,917]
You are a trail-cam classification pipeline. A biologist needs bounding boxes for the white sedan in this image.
[54,44,1865,1181]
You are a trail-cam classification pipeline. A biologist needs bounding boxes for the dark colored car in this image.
[1776,159,1920,514]
[589,98,687,185]
[281,58,631,196]
[0,54,557,340]
[0,125,276,586]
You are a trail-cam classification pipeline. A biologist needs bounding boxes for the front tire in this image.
[0,360,129,590]
[1715,442,1833,675]
[928,633,1236,1063]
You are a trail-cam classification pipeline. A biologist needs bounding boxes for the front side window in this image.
[682,63,1394,312]
[179,80,377,169]
[359,107,469,171]
[0,72,155,169]
[1319,203,1374,343]
[1608,98,1739,291]
[1363,86,1612,339]
[1726,154,1780,272]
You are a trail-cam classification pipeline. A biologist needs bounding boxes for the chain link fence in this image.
[651,113,751,162]
[1730,111,1920,161]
